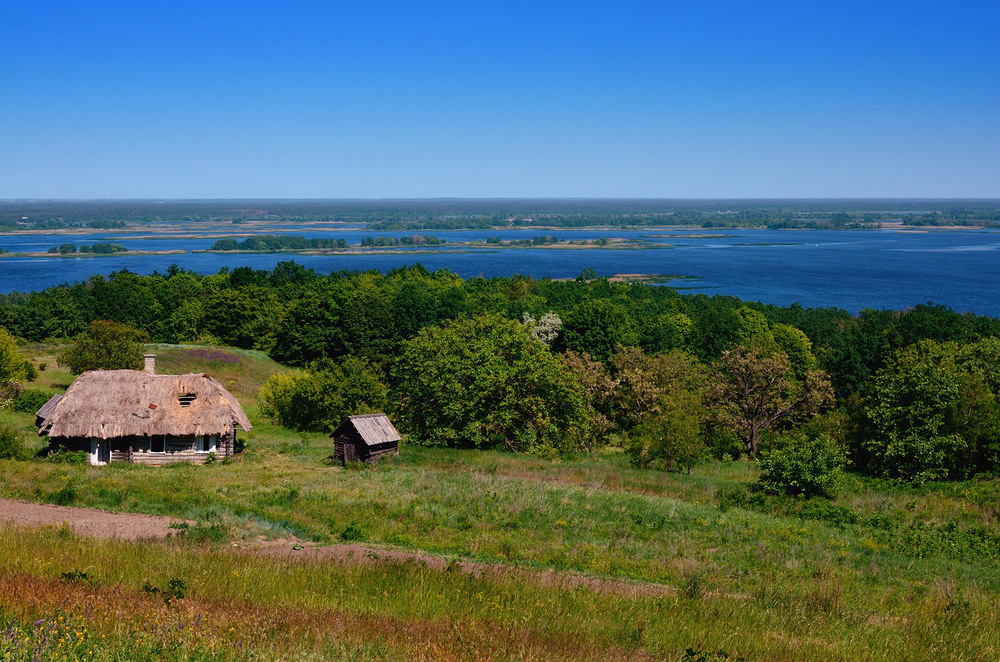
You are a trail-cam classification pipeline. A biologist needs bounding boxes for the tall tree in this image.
[395,314,589,452]
[58,320,148,374]
[709,344,834,455]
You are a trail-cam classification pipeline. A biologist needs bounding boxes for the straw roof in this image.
[37,370,251,440]
[332,413,401,446]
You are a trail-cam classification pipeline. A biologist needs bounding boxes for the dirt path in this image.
[0,498,674,598]
[249,541,675,597]
[0,498,186,540]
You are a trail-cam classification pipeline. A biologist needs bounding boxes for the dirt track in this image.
[0,498,674,597]
[0,498,185,540]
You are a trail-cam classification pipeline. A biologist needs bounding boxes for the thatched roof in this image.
[332,413,401,446]
[37,370,252,440]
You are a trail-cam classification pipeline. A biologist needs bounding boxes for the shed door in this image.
[344,442,357,463]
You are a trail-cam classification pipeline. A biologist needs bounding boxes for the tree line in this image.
[4,262,1000,483]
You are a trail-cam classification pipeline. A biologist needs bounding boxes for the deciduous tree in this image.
[709,344,834,455]
[58,320,148,374]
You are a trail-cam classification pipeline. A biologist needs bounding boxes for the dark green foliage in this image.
[396,314,589,452]
[50,486,77,505]
[143,577,188,605]
[758,433,846,497]
[258,357,388,432]
[562,298,638,362]
[857,338,1000,481]
[2,254,1000,482]
[341,520,365,541]
[714,486,750,511]
[10,388,52,413]
[58,320,148,373]
[43,446,88,463]
[0,423,26,460]
[627,389,708,473]
[682,646,745,661]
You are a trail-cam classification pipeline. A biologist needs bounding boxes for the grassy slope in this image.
[1,345,999,660]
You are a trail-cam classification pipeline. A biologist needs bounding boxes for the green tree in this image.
[0,327,28,386]
[395,314,589,452]
[562,299,638,362]
[856,338,1000,481]
[627,389,708,473]
[58,320,148,374]
[708,344,834,455]
[258,357,388,432]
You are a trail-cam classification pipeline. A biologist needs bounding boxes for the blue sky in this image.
[1,1,997,198]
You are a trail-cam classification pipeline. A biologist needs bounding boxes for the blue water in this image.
[1,228,998,317]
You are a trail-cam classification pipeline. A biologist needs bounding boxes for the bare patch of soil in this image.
[0,498,187,540]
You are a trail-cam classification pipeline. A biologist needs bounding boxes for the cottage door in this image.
[344,442,356,463]
[90,440,110,466]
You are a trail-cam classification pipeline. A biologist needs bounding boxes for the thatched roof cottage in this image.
[36,356,251,466]
[331,413,401,464]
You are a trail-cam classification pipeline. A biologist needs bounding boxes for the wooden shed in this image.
[331,413,401,464]
[36,361,251,466]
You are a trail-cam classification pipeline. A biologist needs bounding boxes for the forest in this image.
[3,261,999,486]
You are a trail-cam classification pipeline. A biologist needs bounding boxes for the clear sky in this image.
[1,1,997,199]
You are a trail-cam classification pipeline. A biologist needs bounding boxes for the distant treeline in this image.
[46,243,127,255]
[0,218,127,232]
[211,235,447,251]
[212,236,349,251]
[360,235,445,247]
[3,200,998,230]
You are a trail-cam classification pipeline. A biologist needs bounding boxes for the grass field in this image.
[1,345,998,660]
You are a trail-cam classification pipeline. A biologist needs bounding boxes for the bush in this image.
[626,390,707,473]
[10,388,52,413]
[715,486,750,511]
[341,521,365,541]
[51,486,77,505]
[44,445,88,463]
[758,433,846,497]
[0,423,26,460]
[258,357,388,432]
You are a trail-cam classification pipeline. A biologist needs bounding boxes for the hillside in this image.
[1,343,998,659]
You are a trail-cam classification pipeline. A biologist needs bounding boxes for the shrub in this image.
[396,314,589,452]
[341,521,365,541]
[44,445,88,463]
[715,486,749,512]
[51,486,77,505]
[0,423,26,460]
[10,388,52,413]
[626,390,707,473]
[258,357,387,432]
[758,432,846,497]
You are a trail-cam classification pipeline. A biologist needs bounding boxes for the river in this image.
[1,227,997,316]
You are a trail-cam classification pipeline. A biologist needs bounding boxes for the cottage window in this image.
[195,435,217,453]
[150,435,165,453]
[178,393,197,407]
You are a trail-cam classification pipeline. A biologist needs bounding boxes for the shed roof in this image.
[35,394,62,422]
[332,413,401,447]
[37,370,251,440]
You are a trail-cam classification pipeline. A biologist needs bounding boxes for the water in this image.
[1,227,998,316]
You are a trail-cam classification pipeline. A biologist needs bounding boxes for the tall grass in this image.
[2,526,998,661]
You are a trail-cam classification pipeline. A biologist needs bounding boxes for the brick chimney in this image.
[144,354,156,374]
